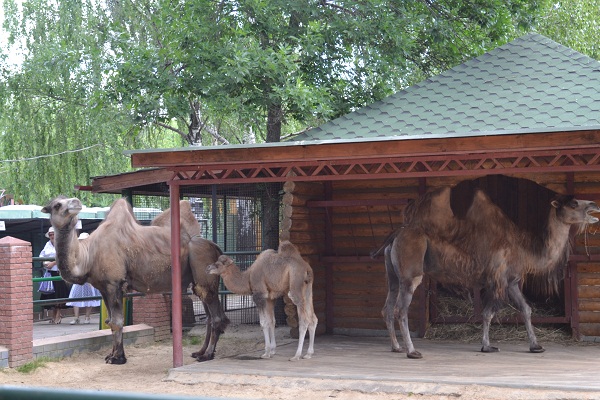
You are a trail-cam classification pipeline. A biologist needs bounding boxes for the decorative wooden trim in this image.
[166,146,600,184]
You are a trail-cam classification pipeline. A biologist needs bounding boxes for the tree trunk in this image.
[266,102,282,143]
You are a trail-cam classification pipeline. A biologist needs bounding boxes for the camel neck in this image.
[220,265,252,295]
[53,225,85,283]
[538,208,571,271]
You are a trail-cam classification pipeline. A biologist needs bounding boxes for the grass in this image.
[186,335,202,346]
[14,357,55,373]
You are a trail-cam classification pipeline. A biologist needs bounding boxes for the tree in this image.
[0,0,178,205]
[1,0,545,212]
[99,0,544,248]
[105,0,545,145]
[535,0,600,60]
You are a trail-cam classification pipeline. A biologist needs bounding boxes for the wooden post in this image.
[0,237,33,367]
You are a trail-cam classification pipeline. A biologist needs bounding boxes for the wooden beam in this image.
[130,130,600,168]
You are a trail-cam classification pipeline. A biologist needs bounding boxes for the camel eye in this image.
[569,200,578,209]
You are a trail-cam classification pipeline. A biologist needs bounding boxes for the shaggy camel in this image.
[372,176,600,359]
[207,241,318,361]
[42,196,229,364]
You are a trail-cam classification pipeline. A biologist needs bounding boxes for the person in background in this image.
[66,232,102,324]
[39,226,71,324]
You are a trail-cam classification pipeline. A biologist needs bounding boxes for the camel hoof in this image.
[260,353,271,359]
[530,346,545,353]
[407,351,422,359]
[192,351,215,361]
[289,356,300,361]
[194,353,215,362]
[191,350,206,359]
[105,355,127,364]
[481,346,499,353]
[302,354,312,360]
[391,347,404,353]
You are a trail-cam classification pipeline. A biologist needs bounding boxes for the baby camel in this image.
[207,241,318,361]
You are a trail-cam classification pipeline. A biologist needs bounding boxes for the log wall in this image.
[282,172,600,339]
[280,181,327,335]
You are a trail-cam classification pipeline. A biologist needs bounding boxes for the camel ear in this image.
[218,255,229,263]
[551,200,560,209]
[224,257,234,267]
[41,206,49,214]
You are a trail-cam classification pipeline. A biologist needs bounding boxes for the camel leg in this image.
[102,284,127,364]
[304,309,318,360]
[382,245,403,353]
[301,285,318,360]
[253,293,274,359]
[480,291,500,353]
[390,230,426,359]
[507,281,544,353]
[191,301,212,359]
[291,305,308,361]
[290,292,318,361]
[265,299,277,356]
[191,287,230,362]
[288,286,308,361]
[397,276,423,359]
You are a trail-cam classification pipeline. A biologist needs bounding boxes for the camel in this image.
[207,241,318,361]
[372,176,600,359]
[42,196,229,364]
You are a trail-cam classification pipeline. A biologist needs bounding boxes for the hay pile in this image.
[424,290,572,344]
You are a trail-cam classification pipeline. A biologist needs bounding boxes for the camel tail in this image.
[304,267,314,286]
[370,228,402,259]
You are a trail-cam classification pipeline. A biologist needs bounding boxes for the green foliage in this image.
[536,0,600,60]
[14,356,55,373]
[1,0,549,204]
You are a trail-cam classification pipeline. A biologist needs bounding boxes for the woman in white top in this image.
[39,227,71,324]
[66,232,102,324]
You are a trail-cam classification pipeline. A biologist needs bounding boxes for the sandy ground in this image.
[1,325,598,400]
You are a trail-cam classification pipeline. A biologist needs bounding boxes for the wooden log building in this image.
[91,34,600,340]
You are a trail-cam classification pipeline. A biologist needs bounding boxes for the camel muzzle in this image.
[586,203,600,224]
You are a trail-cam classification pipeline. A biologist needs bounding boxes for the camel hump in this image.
[278,241,300,257]
[105,198,135,221]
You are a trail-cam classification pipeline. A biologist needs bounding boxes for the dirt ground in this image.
[1,324,598,400]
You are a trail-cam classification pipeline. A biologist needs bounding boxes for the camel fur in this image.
[207,241,318,361]
[372,176,600,359]
[42,196,229,364]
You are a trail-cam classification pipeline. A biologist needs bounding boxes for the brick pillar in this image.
[133,294,171,342]
[0,237,33,367]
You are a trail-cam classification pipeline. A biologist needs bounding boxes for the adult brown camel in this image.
[42,196,229,364]
[207,241,318,361]
[372,176,600,359]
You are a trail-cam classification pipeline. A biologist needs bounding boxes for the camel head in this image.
[41,196,83,231]
[551,196,600,226]
[206,255,235,275]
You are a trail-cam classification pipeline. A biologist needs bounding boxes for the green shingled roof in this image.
[291,33,600,142]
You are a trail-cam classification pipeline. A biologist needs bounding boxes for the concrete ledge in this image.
[581,335,600,343]
[32,324,155,360]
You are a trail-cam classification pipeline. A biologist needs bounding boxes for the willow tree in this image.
[0,0,177,205]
